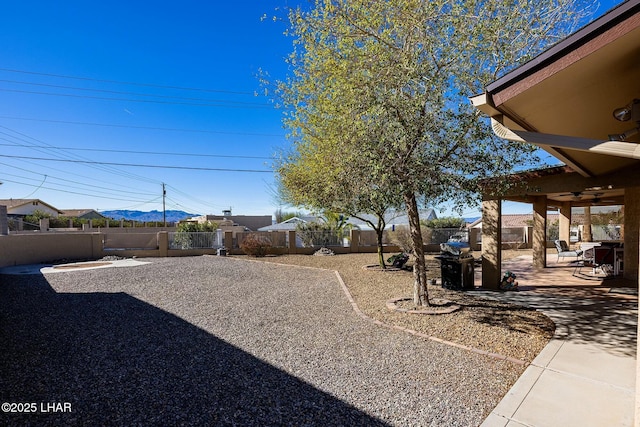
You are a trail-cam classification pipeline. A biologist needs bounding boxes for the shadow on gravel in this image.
[0,274,389,426]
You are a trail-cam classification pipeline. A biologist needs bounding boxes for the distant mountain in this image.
[100,210,197,223]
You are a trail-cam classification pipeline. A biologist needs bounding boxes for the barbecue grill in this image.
[435,242,474,290]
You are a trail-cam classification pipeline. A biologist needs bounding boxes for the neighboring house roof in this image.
[258,216,320,231]
[260,210,438,232]
[470,212,592,228]
[0,199,62,215]
[61,209,107,219]
[346,208,437,230]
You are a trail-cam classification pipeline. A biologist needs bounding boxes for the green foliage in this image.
[269,0,590,304]
[173,221,219,249]
[547,219,560,242]
[422,217,465,229]
[240,234,272,257]
[24,210,51,224]
[274,208,305,223]
[590,210,624,226]
[176,221,218,232]
[296,221,345,247]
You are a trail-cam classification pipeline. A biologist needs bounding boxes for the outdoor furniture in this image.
[554,240,583,262]
[573,242,620,279]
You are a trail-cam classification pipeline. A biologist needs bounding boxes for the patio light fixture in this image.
[609,99,640,141]
[613,99,640,122]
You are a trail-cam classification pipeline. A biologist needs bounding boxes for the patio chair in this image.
[573,244,614,279]
[554,240,583,262]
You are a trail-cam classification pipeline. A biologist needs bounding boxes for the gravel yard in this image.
[0,254,547,426]
[259,252,554,362]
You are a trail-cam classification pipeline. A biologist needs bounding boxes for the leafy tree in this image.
[176,221,218,233]
[295,211,351,248]
[272,0,591,306]
[24,209,51,223]
[274,208,305,223]
[423,217,466,229]
[174,221,218,249]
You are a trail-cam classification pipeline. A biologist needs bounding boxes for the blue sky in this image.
[0,0,626,219]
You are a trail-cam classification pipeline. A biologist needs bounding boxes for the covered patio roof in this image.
[472,0,640,205]
[471,0,640,284]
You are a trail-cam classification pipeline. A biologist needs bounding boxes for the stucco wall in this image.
[0,233,103,267]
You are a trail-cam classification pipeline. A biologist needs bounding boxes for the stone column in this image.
[630,188,640,426]
[559,201,571,245]
[532,196,547,268]
[624,188,639,281]
[481,199,501,290]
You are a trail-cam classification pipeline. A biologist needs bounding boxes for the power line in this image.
[0,79,269,106]
[0,115,284,137]
[0,67,256,96]
[0,88,274,109]
[0,165,157,197]
[0,125,162,185]
[0,154,274,173]
[0,142,274,160]
[0,177,161,203]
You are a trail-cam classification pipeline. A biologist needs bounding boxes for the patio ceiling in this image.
[472,0,640,205]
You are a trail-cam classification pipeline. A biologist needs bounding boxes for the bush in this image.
[296,222,345,247]
[240,234,272,257]
[422,217,465,229]
[386,225,429,253]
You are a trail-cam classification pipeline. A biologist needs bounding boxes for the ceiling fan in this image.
[588,193,618,204]
[557,191,584,199]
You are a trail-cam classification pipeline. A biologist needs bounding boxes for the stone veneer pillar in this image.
[559,201,571,245]
[481,199,501,290]
[624,187,639,282]
[532,196,547,269]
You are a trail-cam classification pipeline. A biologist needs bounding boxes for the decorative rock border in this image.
[386,297,461,314]
[362,264,405,272]
[53,262,113,270]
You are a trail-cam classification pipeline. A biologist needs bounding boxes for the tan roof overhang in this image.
[471,0,640,179]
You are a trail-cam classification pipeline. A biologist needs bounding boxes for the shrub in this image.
[296,222,345,247]
[422,217,465,229]
[386,224,430,253]
[240,234,272,257]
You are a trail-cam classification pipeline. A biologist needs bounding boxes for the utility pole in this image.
[162,183,166,227]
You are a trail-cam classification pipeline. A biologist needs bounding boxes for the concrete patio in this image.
[477,254,637,427]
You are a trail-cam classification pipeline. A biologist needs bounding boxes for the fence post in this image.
[350,229,360,253]
[0,205,7,235]
[39,218,49,232]
[158,231,168,256]
[224,231,234,250]
[288,230,297,254]
[469,228,479,251]
[92,233,104,258]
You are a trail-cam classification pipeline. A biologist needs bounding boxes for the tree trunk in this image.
[404,191,430,306]
[376,228,386,269]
